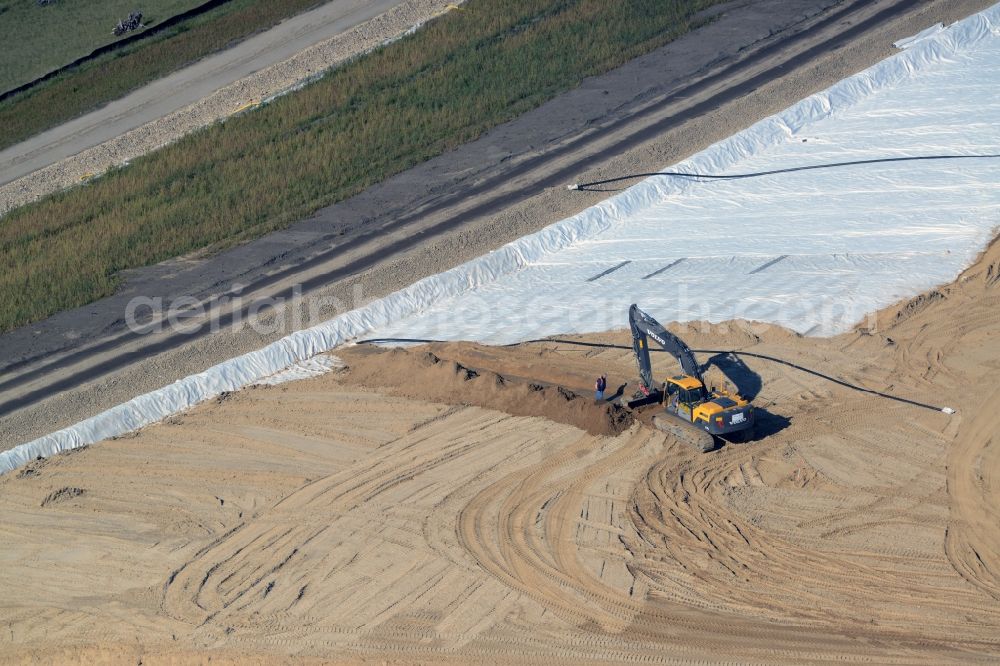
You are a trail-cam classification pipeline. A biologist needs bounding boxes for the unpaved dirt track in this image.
[0,0,409,188]
[2,239,998,663]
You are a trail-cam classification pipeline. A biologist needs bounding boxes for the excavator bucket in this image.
[625,389,663,410]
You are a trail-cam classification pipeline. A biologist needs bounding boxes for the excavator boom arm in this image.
[629,304,704,393]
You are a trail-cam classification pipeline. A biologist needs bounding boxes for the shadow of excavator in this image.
[750,408,791,439]
[702,352,762,400]
[702,352,789,441]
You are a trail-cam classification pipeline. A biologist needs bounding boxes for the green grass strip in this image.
[0,0,203,92]
[0,0,723,333]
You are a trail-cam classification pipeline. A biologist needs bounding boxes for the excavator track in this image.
[653,413,716,453]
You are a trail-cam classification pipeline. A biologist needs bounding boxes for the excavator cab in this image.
[664,376,705,402]
[663,376,704,420]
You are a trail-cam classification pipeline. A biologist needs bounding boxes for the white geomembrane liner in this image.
[3,4,999,472]
[894,22,946,49]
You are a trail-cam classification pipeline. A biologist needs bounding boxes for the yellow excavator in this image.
[624,304,755,452]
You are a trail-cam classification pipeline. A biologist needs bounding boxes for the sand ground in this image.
[2,235,998,663]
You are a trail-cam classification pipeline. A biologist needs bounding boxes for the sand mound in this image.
[339,346,634,437]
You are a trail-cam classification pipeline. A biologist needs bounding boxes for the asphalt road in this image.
[0,0,404,187]
[1,0,990,444]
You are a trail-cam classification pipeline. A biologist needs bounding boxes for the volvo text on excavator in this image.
[625,304,755,452]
